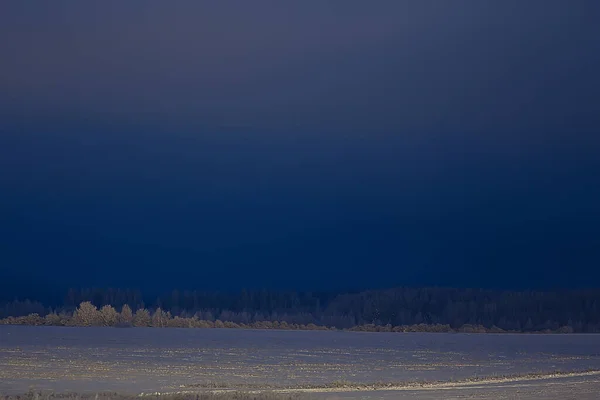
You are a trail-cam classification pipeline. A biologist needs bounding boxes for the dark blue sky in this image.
[1,1,599,297]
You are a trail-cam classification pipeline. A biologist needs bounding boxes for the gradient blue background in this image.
[1,1,599,298]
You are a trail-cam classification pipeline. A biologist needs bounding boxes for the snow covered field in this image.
[1,326,599,398]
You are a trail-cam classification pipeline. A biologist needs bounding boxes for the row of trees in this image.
[0,302,334,330]
[2,287,600,332]
[2,301,577,333]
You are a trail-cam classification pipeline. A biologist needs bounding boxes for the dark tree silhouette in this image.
[2,287,600,332]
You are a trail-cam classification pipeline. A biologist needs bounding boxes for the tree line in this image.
[1,287,599,333]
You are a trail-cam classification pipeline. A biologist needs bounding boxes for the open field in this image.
[312,373,600,399]
[4,374,600,400]
[1,326,600,398]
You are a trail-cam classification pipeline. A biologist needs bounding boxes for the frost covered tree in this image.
[73,301,101,326]
[120,304,133,325]
[133,308,151,327]
[100,305,118,326]
[151,307,170,327]
[44,312,62,326]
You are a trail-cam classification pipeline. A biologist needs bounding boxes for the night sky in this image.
[1,1,599,298]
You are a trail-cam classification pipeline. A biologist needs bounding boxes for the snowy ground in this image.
[1,325,600,398]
